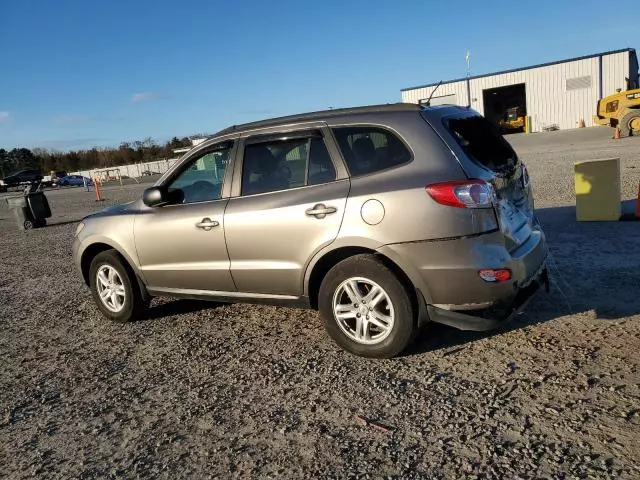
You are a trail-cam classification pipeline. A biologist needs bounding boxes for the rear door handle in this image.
[195,218,220,231]
[305,204,337,219]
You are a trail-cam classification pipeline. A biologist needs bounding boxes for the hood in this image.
[85,200,137,220]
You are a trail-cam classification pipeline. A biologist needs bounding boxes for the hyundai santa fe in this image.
[73,103,548,358]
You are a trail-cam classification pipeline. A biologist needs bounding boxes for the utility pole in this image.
[465,49,472,107]
[466,50,471,77]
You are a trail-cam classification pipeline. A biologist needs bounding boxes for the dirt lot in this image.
[1,128,639,479]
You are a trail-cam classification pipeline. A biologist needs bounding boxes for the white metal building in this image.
[401,48,639,132]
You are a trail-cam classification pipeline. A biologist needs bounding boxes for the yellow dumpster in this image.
[574,158,621,221]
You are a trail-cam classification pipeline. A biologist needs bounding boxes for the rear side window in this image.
[332,127,411,177]
[445,116,517,171]
[241,135,336,196]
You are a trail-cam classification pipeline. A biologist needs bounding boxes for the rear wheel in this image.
[89,250,149,322]
[318,254,416,358]
[619,111,640,137]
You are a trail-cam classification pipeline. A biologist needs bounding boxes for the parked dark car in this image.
[58,175,93,187]
[0,169,43,192]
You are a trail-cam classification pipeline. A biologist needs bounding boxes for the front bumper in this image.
[72,235,83,279]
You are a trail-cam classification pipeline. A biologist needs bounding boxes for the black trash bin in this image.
[5,185,52,230]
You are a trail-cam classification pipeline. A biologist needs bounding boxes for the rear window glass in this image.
[332,127,411,176]
[445,116,517,171]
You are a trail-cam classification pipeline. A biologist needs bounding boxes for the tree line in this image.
[0,136,195,177]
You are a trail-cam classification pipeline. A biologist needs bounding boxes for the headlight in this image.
[75,222,86,237]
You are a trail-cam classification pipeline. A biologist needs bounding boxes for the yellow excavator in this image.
[498,106,526,133]
[593,79,640,137]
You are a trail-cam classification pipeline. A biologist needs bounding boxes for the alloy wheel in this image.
[96,265,126,313]
[332,277,395,345]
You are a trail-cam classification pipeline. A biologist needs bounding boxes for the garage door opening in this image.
[482,83,527,134]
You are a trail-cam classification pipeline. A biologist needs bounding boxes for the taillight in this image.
[426,179,496,208]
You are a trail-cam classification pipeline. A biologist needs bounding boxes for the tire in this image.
[23,219,34,230]
[318,254,416,358]
[619,111,640,138]
[89,250,149,323]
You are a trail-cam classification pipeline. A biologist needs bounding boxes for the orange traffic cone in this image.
[613,127,621,139]
[94,177,105,202]
[578,119,585,128]
[635,184,640,220]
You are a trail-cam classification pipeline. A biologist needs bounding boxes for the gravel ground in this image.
[1,128,639,479]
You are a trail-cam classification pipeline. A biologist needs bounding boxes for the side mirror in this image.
[143,187,166,207]
[143,186,184,207]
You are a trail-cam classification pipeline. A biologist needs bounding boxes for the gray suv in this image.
[73,104,548,358]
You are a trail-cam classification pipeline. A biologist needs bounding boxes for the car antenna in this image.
[421,80,443,107]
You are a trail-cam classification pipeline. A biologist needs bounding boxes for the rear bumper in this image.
[378,228,548,330]
[426,264,549,331]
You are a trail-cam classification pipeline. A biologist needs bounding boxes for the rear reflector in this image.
[426,179,496,208]
[478,269,512,282]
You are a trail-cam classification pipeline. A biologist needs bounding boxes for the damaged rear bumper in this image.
[426,265,549,331]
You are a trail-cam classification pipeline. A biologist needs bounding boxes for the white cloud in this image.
[131,92,166,103]
[0,111,10,122]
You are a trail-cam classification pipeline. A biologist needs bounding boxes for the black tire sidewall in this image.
[89,251,140,323]
[318,254,416,358]
[620,112,639,137]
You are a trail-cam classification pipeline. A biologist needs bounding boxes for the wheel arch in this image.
[80,241,148,298]
[305,245,419,313]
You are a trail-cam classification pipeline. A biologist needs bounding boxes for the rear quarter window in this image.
[332,126,411,176]
[444,116,517,172]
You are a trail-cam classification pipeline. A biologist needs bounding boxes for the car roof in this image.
[210,103,474,138]
[211,103,421,136]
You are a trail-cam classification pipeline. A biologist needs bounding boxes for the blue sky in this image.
[0,0,636,151]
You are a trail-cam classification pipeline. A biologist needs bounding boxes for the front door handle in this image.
[305,204,337,219]
[195,218,220,231]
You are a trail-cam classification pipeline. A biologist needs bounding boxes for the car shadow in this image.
[405,199,640,356]
[143,299,223,321]
[45,219,82,227]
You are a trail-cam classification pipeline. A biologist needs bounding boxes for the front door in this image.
[224,128,349,297]
[134,141,236,293]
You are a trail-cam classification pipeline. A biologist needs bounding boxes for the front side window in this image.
[167,143,231,203]
[241,135,336,196]
[332,126,411,177]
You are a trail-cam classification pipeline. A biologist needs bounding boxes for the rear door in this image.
[424,110,535,250]
[224,125,349,297]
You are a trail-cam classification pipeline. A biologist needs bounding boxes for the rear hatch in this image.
[422,108,536,251]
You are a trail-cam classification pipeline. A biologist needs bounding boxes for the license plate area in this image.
[497,200,530,247]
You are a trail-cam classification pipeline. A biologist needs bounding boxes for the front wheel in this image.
[619,111,640,137]
[89,250,149,323]
[318,254,416,358]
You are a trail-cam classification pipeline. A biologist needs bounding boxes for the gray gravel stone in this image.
[0,128,639,478]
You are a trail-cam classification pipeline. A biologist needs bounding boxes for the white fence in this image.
[72,158,181,181]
